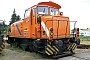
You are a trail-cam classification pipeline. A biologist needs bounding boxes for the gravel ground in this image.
[0,43,49,60]
[0,42,90,60]
[0,48,90,60]
[0,49,35,60]
[74,48,90,54]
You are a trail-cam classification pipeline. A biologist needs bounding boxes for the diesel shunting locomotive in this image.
[7,1,80,57]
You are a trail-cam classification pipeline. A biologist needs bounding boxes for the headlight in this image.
[50,28,53,31]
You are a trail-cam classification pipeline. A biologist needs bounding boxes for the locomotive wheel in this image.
[29,42,33,52]
[32,40,38,52]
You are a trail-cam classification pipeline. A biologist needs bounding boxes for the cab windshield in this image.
[50,7,59,15]
[38,6,48,15]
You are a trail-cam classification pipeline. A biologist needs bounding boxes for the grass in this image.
[80,40,90,45]
[0,47,46,60]
[79,35,90,41]
[79,35,90,45]
[5,44,48,59]
[5,44,24,52]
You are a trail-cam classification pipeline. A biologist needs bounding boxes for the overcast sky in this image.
[0,0,90,28]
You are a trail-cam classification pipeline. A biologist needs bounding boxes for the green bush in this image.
[79,35,90,41]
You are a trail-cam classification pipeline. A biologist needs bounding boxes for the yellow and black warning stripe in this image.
[72,43,77,50]
[45,50,51,55]
[1,44,5,49]
[0,41,5,51]
[45,43,59,55]
[67,39,70,44]
[0,47,2,51]
[68,43,72,51]
[68,43,77,51]
[47,45,56,53]
[53,46,59,53]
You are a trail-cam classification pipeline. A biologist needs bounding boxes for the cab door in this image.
[31,8,41,38]
[31,8,37,38]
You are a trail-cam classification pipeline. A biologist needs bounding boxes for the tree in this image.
[9,8,21,25]
[0,20,6,34]
[16,15,21,21]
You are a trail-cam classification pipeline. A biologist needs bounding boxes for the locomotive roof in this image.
[25,1,61,11]
[37,1,61,9]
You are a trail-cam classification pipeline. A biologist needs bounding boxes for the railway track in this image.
[77,44,90,49]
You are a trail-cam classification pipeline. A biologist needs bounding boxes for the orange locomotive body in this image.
[8,1,80,56]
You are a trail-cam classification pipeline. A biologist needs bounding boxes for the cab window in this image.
[38,6,48,15]
[33,8,36,17]
[24,8,30,18]
[50,7,59,15]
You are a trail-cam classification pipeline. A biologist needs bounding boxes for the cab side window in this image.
[24,8,30,18]
[33,8,36,17]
